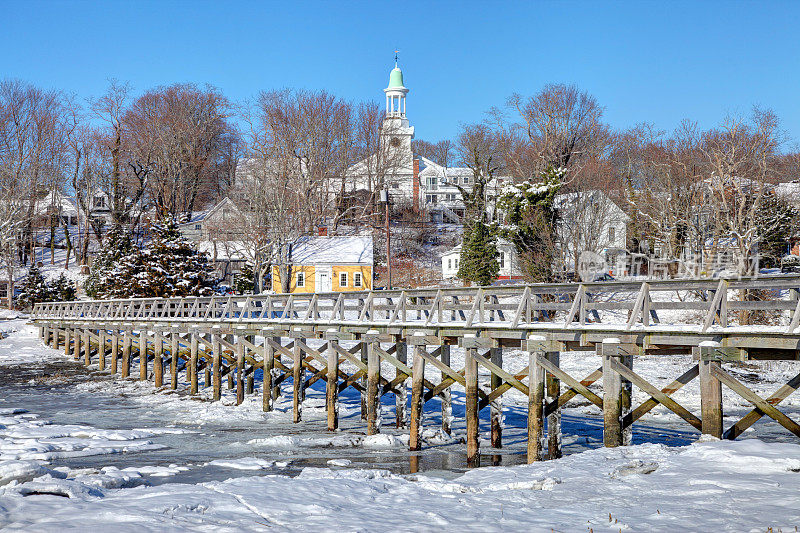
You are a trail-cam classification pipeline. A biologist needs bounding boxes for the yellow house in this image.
[271,236,373,293]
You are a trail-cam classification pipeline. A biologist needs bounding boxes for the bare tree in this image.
[507,84,610,181]
[126,83,235,219]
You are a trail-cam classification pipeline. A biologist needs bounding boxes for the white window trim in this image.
[353,272,362,288]
[296,271,305,288]
[339,272,348,288]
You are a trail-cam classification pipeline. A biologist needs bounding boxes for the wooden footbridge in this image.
[31,276,800,465]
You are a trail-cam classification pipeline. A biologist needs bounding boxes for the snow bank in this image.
[1,439,799,530]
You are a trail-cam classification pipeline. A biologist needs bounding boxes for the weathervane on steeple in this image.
[394,49,399,67]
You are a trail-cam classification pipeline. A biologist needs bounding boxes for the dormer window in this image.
[93,196,106,209]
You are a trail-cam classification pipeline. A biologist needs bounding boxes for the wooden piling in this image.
[360,338,368,420]
[154,331,164,388]
[490,344,503,448]
[262,333,275,412]
[110,331,119,374]
[527,335,546,463]
[170,332,179,390]
[464,336,480,467]
[292,328,304,423]
[395,339,408,428]
[602,338,623,447]
[409,333,426,451]
[122,329,131,378]
[698,342,723,438]
[72,328,80,361]
[236,338,245,405]
[139,329,148,381]
[325,329,339,431]
[83,329,90,366]
[440,344,452,435]
[98,330,106,370]
[64,328,71,357]
[190,333,198,394]
[545,350,561,459]
[212,334,222,401]
[366,330,381,435]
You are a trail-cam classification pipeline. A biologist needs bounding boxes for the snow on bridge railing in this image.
[30,275,800,333]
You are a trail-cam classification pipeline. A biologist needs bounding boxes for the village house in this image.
[441,237,522,281]
[271,236,373,294]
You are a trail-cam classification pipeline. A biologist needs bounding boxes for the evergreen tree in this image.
[755,194,798,268]
[458,220,499,286]
[17,264,54,309]
[85,224,135,298]
[110,218,216,298]
[498,167,562,282]
[50,273,77,301]
[232,262,255,294]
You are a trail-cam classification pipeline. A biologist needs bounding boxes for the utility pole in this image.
[381,190,392,290]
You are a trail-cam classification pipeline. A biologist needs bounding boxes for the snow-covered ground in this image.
[1,320,800,531]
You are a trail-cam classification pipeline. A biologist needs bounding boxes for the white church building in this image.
[345,61,492,223]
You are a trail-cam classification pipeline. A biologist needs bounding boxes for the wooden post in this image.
[153,330,164,388]
[110,330,119,374]
[83,329,90,366]
[212,333,222,401]
[139,329,148,381]
[697,342,723,438]
[440,343,452,435]
[325,329,339,431]
[236,338,245,405]
[409,333,426,451]
[360,337,368,420]
[64,328,71,357]
[621,346,634,446]
[490,344,503,448]
[271,336,281,401]
[366,330,381,435]
[602,338,623,447]
[262,332,275,412]
[395,339,408,428]
[527,335,546,463]
[545,350,561,459]
[190,332,199,394]
[122,329,131,378]
[97,330,106,370]
[73,328,81,363]
[464,335,480,467]
[170,332,179,390]
[292,328,304,423]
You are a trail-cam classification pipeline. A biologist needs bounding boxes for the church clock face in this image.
[390,136,401,147]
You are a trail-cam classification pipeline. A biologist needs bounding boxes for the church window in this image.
[390,137,401,147]
[499,251,505,269]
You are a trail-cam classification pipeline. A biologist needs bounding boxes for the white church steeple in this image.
[384,52,409,118]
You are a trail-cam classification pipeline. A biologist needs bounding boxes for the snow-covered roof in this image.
[291,236,373,265]
[34,191,78,217]
[197,240,252,261]
[554,190,630,221]
[441,237,514,258]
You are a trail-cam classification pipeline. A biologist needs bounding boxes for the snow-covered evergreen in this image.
[16,264,54,309]
[96,219,216,298]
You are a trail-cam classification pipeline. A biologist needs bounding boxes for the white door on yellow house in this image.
[316,267,332,293]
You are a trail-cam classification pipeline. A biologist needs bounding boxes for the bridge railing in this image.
[31,275,800,333]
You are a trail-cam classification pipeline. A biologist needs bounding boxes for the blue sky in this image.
[3,1,799,148]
